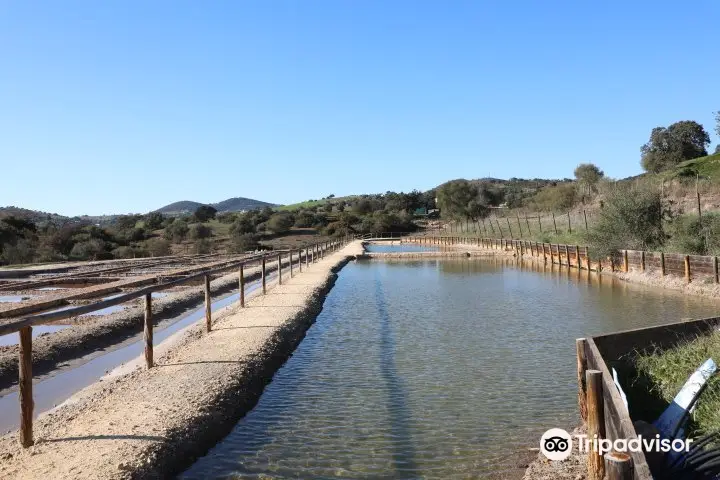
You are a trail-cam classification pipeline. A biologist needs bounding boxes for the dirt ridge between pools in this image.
[0,241,363,480]
[0,258,293,392]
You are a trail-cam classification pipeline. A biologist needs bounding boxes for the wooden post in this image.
[525,216,531,235]
[584,209,588,231]
[496,219,503,238]
[305,247,309,267]
[298,250,302,273]
[552,212,558,234]
[576,338,588,422]
[697,173,702,220]
[204,274,211,332]
[610,256,615,272]
[605,451,633,480]
[19,326,33,447]
[542,243,547,263]
[538,215,542,232]
[586,369,606,480]
[277,253,282,285]
[262,256,267,294]
[714,256,719,284]
[564,244,570,266]
[586,248,591,271]
[660,252,665,276]
[516,214,522,235]
[641,251,645,272]
[598,258,602,272]
[144,293,153,369]
[506,217,513,238]
[567,212,572,234]
[239,264,245,307]
[290,251,294,277]
[685,255,691,283]
[623,250,628,273]
[575,245,581,269]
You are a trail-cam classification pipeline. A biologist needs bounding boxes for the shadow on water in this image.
[374,271,418,476]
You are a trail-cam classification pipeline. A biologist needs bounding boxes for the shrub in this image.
[164,220,189,243]
[267,213,295,234]
[145,238,171,257]
[585,186,667,258]
[666,213,720,255]
[229,233,260,253]
[529,183,578,211]
[189,223,213,240]
[193,205,217,222]
[112,246,136,259]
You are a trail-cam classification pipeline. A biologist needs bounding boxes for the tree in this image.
[193,205,217,222]
[145,238,171,256]
[715,110,720,138]
[143,212,165,230]
[641,121,710,173]
[715,145,720,155]
[267,213,294,234]
[574,163,604,195]
[436,180,489,219]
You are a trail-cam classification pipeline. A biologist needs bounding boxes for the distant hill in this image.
[155,197,277,215]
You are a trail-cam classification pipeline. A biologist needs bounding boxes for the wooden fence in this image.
[407,236,720,285]
[2,237,352,448]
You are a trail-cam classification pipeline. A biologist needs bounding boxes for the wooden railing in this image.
[406,236,720,285]
[3,236,353,448]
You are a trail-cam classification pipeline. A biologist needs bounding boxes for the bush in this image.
[112,246,136,259]
[145,238,171,257]
[193,205,217,222]
[529,183,578,211]
[586,186,667,258]
[189,224,213,240]
[666,213,720,255]
[164,220,189,243]
[294,211,315,228]
[229,233,260,253]
[143,212,165,230]
[194,238,213,254]
[69,239,108,260]
[267,213,295,234]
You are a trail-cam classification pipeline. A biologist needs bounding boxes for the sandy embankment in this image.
[0,256,295,391]
[0,241,364,479]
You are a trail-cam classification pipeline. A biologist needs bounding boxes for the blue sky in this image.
[2,1,718,216]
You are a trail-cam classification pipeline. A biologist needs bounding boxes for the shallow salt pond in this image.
[182,257,720,479]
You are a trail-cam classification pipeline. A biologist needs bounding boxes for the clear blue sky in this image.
[2,1,718,216]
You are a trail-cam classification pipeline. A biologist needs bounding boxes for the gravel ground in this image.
[0,241,362,479]
[0,256,296,392]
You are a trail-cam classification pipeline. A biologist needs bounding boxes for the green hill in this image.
[663,152,720,181]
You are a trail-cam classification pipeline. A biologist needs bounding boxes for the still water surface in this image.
[183,258,720,479]
[365,243,439,253]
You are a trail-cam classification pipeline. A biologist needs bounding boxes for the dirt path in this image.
[0,241,363,479]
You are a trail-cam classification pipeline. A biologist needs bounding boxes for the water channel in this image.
[182,255,720,479]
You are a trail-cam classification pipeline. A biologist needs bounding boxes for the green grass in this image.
[635,331,720,437]
[663,152,720,182]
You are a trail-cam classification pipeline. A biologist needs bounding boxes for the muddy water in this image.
[182,258,720,479]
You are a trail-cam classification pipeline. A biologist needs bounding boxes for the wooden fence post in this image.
[239,264,245,307]
[204,274,212,332]
[298,250,302,273]
[567,212,572,234]
[605,451,634,480]
[586,247,591,271]
[552,212,558,234]
[262,256,267,294]
[685,255,691,283]
[576,338,588,422]
[660,252,665,276]
[538,215,542,232]
[714,256,719,284]
[277,253,282,285]
[584,209,588,231]
[305,247,309,267]
[144,293,153,369]
[623,250,628,273]
[641,251,646,272]
[576,245,581,269]
[19,326,33,447]
[587,369,606,480]
[610,256,615,272]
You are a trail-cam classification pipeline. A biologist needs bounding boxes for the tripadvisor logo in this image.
[540,428,573,461]
[539,427,693,461]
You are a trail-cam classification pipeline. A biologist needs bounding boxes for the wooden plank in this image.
[577,338,588,422]
[605,451,634,480]
[239,264,245,308]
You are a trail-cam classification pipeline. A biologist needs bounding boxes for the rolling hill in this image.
[155,197,277,215]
